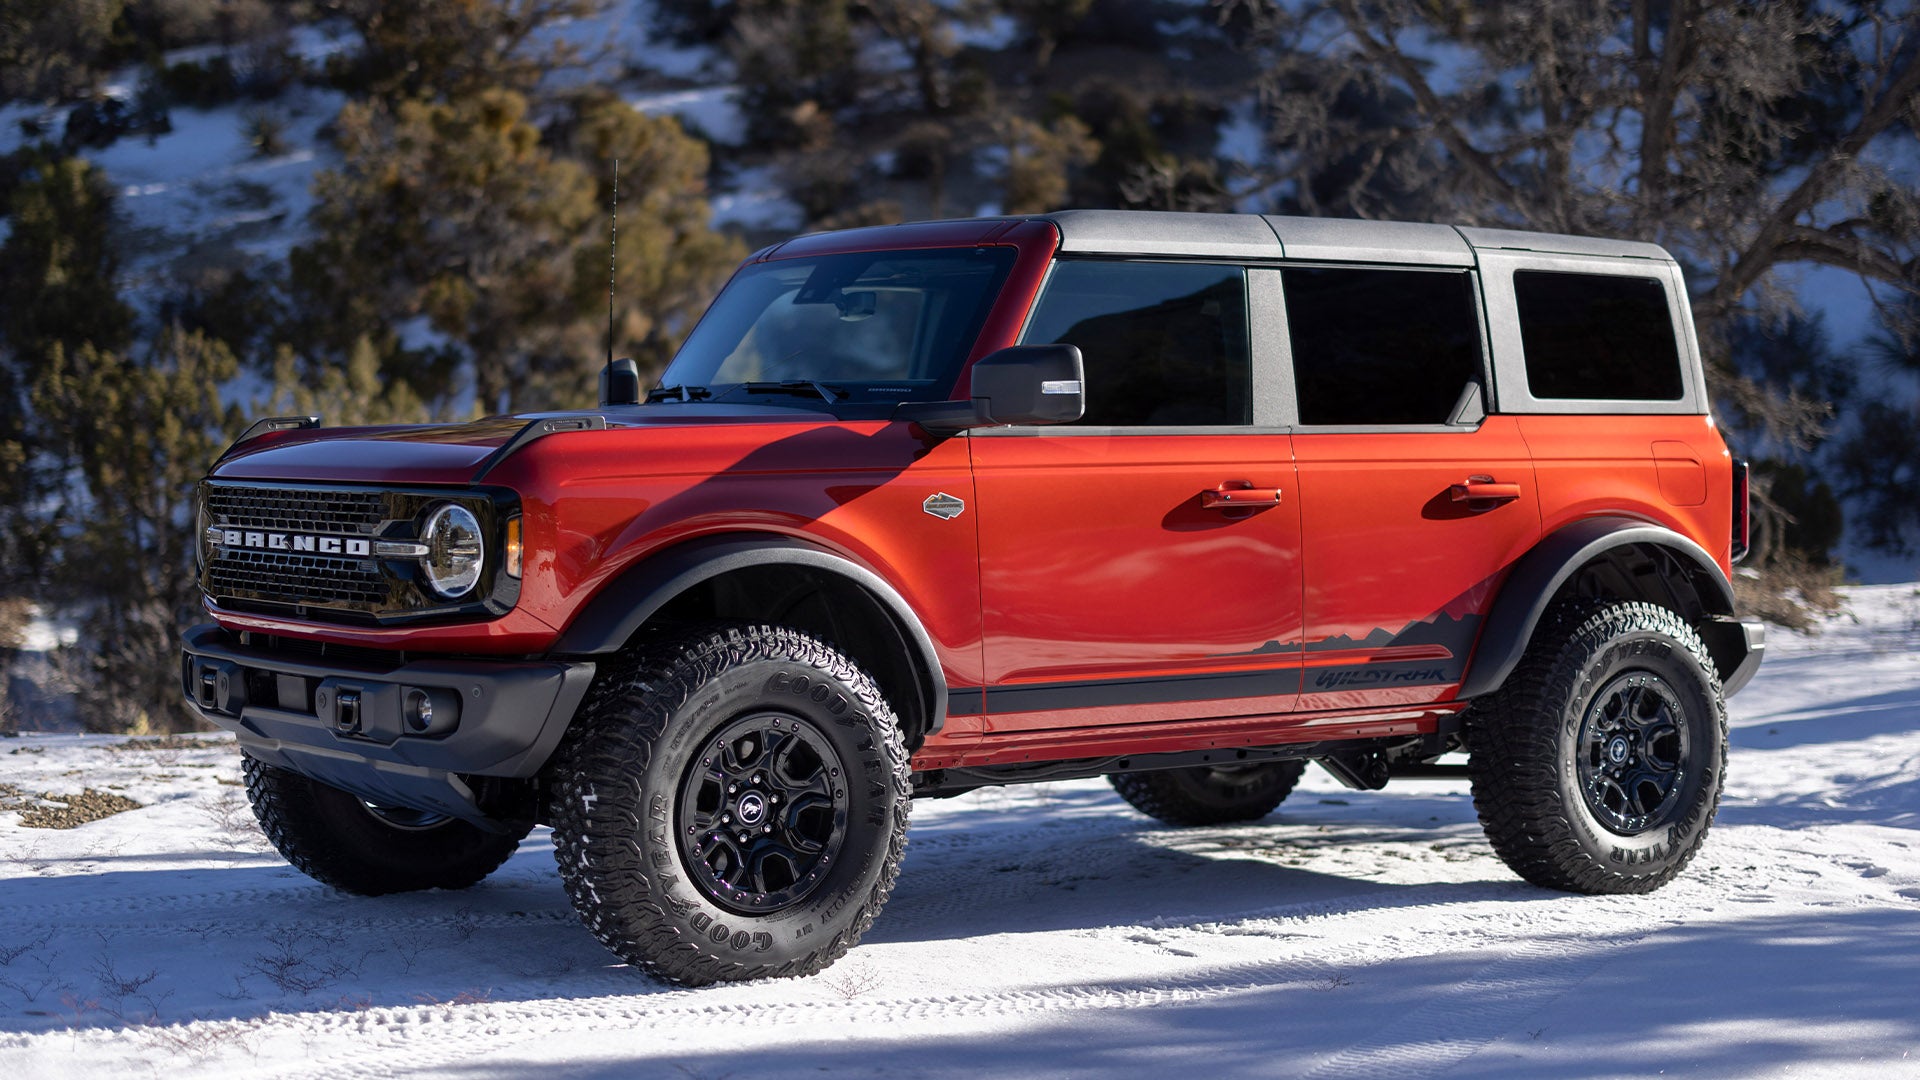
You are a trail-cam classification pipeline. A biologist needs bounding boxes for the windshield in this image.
[658,246,1018,404]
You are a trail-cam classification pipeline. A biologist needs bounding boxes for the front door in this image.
[968,259,1304,732]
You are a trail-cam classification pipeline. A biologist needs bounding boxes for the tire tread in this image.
[546,623,911,987]
[1467,599,1726,895]
[242,756,523,895]
[1110,760,1308,826]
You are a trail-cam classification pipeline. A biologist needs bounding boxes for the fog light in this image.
[403,688,434,733]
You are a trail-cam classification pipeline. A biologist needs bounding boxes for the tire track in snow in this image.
[1296,929,1663,1080]
[0,883,342,927]
[249,884,1722,1080]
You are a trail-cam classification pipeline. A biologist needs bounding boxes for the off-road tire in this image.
[1468,599,1727,894]
[1109,760,1308,826]
[546,623,911,987]
[241,755,526,894]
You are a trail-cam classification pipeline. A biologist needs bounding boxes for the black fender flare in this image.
[1458,517,1745,700]
[553,533,948,737]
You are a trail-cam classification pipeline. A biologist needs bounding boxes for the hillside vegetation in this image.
[1,0,1916,732]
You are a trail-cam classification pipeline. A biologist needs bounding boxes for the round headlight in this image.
[195,498,212,572]
[421,504,484,598]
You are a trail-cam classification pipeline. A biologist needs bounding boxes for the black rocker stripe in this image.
[947,667,1304,717]
[947,659,1462,717]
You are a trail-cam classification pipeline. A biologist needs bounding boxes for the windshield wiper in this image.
[735,380,850,403]
[646,384,713,403]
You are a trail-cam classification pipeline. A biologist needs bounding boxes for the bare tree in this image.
[1233,0,1920,458]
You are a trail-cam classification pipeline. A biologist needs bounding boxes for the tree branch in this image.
[1331,0,1524,208]
[1767,227,1919,292]
[1633,0,1695,211]
[1709,44,1920,312]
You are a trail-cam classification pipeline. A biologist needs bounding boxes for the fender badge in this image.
[923,492,965,520]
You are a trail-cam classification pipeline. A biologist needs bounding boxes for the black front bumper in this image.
[181,624,594,830]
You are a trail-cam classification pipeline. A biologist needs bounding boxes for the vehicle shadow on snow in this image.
[874,821,1517,944]
[1729,684,1920,750]
[414,906,1920,1080]
[0,794,1521,1034]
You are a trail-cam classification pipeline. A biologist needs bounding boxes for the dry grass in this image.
[6,787,144,829]
[818,960,883,1000]
[1736,557,1848,632]
[104,734,234,754]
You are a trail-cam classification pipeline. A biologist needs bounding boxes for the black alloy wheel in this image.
[1575,673,1689,835]
[676,712,850,914]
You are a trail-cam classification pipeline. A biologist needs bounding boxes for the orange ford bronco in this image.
[182,210,1763,984]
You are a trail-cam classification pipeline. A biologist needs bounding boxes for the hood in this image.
[210,405,840,487]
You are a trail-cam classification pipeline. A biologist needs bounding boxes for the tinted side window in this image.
[1023,261,1250,426]
[1515,270,1683,400]
[1285,268,1482,425]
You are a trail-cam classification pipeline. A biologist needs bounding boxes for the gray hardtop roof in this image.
[1040,209,1674,265]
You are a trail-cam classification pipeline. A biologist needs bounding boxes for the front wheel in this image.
[546,624,911,986]
[1468,599,1727,894]
[242,756,526,894]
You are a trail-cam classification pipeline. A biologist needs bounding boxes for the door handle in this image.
[1450,476,1521,506]
[1201,482,1283,509]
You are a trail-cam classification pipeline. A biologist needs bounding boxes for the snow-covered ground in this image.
[0,599,1914,1080]
[4,587,1918,1076]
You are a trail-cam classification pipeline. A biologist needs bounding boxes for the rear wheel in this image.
[1468,599,1726,894]
[546,624,911,986]
[1109,760,1308,826]
[241,756,526,894]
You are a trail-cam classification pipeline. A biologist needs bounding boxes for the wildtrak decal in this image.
[1312,666,1449,689]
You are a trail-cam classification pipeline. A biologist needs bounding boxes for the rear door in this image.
[965,260,1304,732]
[1280,264,1544,711]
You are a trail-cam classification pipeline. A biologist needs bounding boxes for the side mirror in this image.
[600,357,641,406]
[898,344,1085,435]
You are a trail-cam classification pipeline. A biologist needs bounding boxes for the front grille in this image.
[199,480,516,625]
[207,549,385,607]
[205,485,384,536]
[203,482,401,618]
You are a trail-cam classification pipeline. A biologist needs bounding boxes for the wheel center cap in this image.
[736,791,768,827]
[1607,737,1631,765]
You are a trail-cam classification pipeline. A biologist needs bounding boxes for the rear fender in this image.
[1460,517,1751,699]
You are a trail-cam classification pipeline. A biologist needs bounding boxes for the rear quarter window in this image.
[1514,270,1683,401]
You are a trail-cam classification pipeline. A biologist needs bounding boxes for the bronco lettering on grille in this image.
[212,528,371,556]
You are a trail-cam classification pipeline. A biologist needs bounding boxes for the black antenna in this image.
[606,157,618,368]
[598,158,640,406]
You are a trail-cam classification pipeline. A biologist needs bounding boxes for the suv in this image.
[182,210,1763,986]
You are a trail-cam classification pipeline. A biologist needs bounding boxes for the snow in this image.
[549,0,715,82]
[284,23,358,68]
[13,606,76,654]
[59,85,344,308]
[709,164,803,231]
[4,585,1920,1076]
[625,86,744,146]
